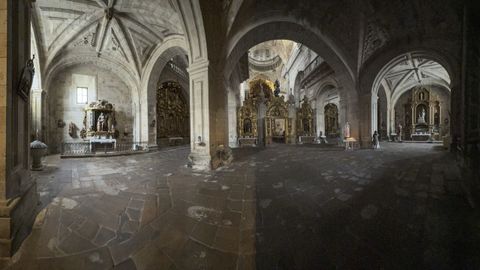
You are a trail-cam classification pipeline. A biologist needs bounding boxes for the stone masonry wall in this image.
[47,65,133,153]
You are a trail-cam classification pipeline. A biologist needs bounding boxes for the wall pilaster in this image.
[0,0,38,258]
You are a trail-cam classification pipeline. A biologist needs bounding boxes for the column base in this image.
[147,144,159,152]
[188,145,234,171]
[359,138,373,148]
[188,152,212,171]
[0,181,38,258]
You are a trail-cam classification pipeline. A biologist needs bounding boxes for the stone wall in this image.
[47,65,133,153]
[463,0,480,205]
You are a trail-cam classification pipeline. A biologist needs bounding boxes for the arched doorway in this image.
[139,36,189,148]
[224,21,358,141]
[315,84,341,138]
[371,52,452,142]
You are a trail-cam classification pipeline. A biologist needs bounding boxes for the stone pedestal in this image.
[30,140,48,171]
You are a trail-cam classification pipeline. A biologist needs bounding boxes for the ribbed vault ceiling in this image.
[32,0,184,80]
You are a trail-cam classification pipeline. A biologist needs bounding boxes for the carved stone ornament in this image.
[83,100,117,138]
[17,56,35,100]
[362,20,389,64]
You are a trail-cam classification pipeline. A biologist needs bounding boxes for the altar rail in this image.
[61,141,149,158]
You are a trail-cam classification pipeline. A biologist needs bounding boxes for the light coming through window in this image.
[76,87,88,104]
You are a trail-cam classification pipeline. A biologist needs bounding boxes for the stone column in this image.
[386,99,391,137]
[390,107,396,136]
[0,0,39,258]
[227,87,238,148]
[316,100,324,138]
[187,60,231,170]
[257,100,266,147]
[371,94,378,134]
[358,93,372,147]
[187,61,211,170]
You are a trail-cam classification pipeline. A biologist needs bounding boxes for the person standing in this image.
[373,130,380,149]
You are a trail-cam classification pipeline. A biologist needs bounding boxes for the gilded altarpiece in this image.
[325,103,339,137]
[296,97,315,136]
[237,96,258,139]
[403,87,443,141]
[157,82,189,140]
[265,96,294,144]
[249,78,274,100]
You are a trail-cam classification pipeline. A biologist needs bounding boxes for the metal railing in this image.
[167,61,188,80]
[61,141,149,157]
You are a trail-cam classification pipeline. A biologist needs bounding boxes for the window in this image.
[76,87,88,104]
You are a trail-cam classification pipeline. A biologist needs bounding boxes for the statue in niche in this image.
[244,118,252,134]
[421,108,426,121]
[97,113,107,132]
[418,108,426,123]
[274,80,281,97]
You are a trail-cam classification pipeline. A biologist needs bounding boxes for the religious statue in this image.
[244,118,252,134]
[97,113,106,132]
[343,122,351,138]
[418,108,426,123]
[372,130,380,149]
[68,122,77,138]
[17,55,35,100]
[397,123,403,141]
[274,79,281,97]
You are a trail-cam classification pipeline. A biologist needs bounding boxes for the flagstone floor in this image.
[4,143,479,270]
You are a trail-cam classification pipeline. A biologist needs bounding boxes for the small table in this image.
[343,137,359,150]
